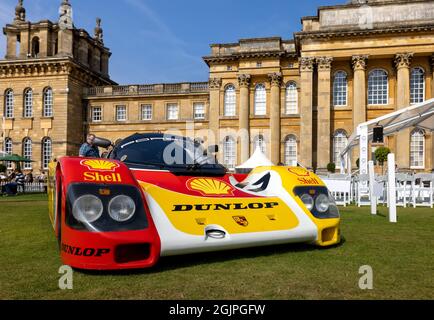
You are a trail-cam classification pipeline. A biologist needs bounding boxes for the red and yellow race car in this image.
[48,133,340,270]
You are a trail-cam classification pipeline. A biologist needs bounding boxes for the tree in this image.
[0,163,6,173]
[374,147,391,174]
[327,163,336,173]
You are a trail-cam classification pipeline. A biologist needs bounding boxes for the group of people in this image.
[0,169,46,196]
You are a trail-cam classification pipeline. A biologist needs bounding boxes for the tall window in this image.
[410,67,425,104]
[23,138,32,170]
[4,89,14,119]
[23,88,33,118]
[254,84,266,115]
[42,137,52,170]
[141,104,152,120]
[224,85,236,116]
[43,87,53,117]
[31,37,40,58]
[167,103,179,120]
[333,71,348,106]
[253,135,266,154]
[410,129,425,169]
[193,102,205,120]
[223,136,236,169]
[115,105,127,121]
[4,138,13,169]
[91,106,102,122]
[285,82,298,114]
[333,130,348,168]
[368,69,388,105]
[284,135,297,166]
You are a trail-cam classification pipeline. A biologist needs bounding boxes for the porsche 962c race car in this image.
[48,133,340,270]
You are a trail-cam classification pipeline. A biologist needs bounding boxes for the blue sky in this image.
[0,0,347,84]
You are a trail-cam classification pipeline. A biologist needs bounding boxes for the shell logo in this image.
[287,167,310,177]
[187,178,234,196]
[80,159,119,172]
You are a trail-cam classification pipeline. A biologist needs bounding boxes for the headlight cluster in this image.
[300,193,330,213]
[72,194,136,224]
[294,186,340,219]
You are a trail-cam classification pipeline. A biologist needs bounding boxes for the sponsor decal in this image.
[172,202,279,212]
[187,178,234,196]
[80,159,119,172]
[297,177,320,185]
[61,243,110,257]
[288,167,311,177]
[83,171,122,182]
[233,216,249,226]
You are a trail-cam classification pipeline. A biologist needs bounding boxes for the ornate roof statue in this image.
[59,0,73,30]
[14,0,26,23]
[94,18,104,44]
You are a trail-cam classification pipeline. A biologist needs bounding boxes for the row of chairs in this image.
[321,173,434,208]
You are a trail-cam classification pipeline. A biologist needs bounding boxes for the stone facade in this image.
[1,0,433,173]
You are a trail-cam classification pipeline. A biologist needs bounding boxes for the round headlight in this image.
[72,195,103,223]
[315,194,330,213]
[108,195,136,222]
[300,194,314,211]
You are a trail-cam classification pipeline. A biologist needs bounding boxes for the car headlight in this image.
[108,195,136,222]
[315,193,330,213]
[72,194,103,223]
[300,194,314,211]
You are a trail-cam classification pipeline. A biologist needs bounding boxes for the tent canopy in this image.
[341,99,434,158]
[236,146,274,169]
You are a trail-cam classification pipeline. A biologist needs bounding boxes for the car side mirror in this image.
[93,137,112,149]
[208,145,219,153]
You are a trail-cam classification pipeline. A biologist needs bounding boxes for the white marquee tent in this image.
[236,146,274,173]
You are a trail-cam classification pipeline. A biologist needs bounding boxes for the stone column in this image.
[352,55,369,130]
[208,78,222,147]
[316,57,333,172]
[238,74,251,164]
[351,55,368,169]
[430,55,434,171]
[299,57,315,170]
[268,72,282,165]
[395,53,413,170]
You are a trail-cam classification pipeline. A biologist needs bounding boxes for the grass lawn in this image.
[0,193,433,300]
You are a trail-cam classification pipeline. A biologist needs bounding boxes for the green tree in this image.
[0,163,6,173]
[327,163,336,173]
[374,147,391,174]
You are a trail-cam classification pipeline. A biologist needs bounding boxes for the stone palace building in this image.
[1,0,434,173]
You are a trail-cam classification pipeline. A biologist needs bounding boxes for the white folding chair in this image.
[412,173,433,208]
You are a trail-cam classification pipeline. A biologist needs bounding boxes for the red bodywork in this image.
[54,157,162,270]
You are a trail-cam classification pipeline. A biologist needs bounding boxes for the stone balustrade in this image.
[84,82,209,97]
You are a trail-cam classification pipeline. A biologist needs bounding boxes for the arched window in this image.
[285,82,298,114]
[333,71,348,106]
[42,137,52,170]
[253,135,266,154]
[43,87,53,117]
[223,136,236,169]
[4,138,13,169]
[4,89,14,119]
[410,129,425,169]
[31,37,40,58]
[368,69,388,105]
[410,67,425,104]
[23,88,33,118]
[224,85,236,116]
[254,84,266,115]
[333,130,348,168]
[284,135,298,167]
[23,138,32,170]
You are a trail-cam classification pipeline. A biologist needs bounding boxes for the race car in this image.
[48,133,340,270]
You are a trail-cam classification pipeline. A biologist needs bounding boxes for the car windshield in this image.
[110,136,218,169]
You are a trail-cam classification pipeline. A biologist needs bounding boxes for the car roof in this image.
[115,133,189,148]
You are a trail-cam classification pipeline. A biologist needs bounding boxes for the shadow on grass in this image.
[77,237,346,276]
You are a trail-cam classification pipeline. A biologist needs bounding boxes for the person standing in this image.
[79,134,100,158]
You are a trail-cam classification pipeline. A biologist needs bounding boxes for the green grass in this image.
[0,194,433,300]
